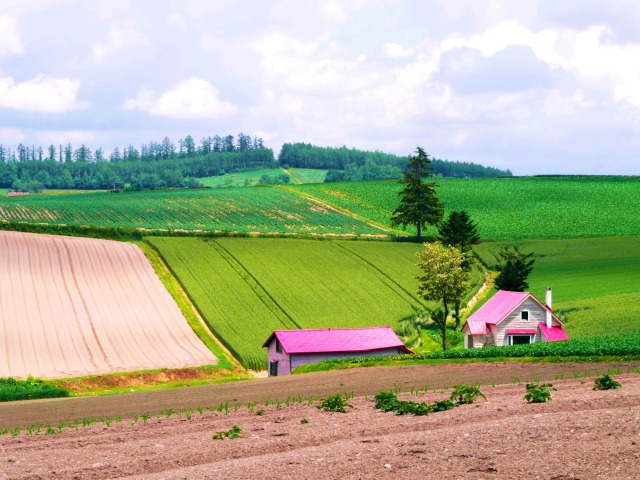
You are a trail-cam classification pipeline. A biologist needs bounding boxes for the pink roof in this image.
[262,326,412,354]
[505,328,538,335]
[464,290,530,336]
[539,323,569,342]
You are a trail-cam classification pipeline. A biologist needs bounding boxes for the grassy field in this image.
[198,169,283,188]
[0,187,385,235]
[146,237,484,369]
[286,168,328,184]
[296,177,640,240]
[474,236,640,338]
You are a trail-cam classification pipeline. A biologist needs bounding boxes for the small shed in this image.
[262,326,412,376]
[463,288,569,348]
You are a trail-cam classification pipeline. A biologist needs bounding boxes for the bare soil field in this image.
[1,363,638,479]
[0,231,216,378]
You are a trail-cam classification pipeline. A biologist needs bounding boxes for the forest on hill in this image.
[0,136,510,192]
[278,142,512,180]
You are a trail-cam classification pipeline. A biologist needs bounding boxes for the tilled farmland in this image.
[0,231,216,378]
[1,365,638,479]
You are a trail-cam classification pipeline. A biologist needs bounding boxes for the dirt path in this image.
[1,369,638,479]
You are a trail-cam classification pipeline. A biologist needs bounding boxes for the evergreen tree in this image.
[437,210,480,254]
[494,247,535,292]
[390,147,444,241]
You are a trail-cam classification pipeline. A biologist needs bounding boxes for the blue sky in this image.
[1,0,639,175]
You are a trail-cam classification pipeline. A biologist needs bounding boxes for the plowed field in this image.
[0,231,216,378]
[1,363,638,479]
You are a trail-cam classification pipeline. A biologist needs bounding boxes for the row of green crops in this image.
[474,236,640,338]
[296,333,640,372]
[0,187,385,236]
[146,237,486,369]
[296,177,640,240]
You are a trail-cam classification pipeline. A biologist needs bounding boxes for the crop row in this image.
[296,177,640,240]
[0,187,385,235]
[147,237,462,368]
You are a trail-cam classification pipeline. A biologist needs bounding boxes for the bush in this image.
[524,383,555,403]
[0,377,70,402]
[593,374,621,391]
[450,384,487,405]
[317,393,353,413]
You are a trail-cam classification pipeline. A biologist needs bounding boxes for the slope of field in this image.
[474,236,640,338]
[297,177,640,240]
[147,237,438,369]
[0,187,386,235]
[0,231,216,378]
[198,169,282,188]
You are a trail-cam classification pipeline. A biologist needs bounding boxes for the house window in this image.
[521,310,529,321]
[509,335,533,345]
[269,361,278,377]
[275,339,282,353]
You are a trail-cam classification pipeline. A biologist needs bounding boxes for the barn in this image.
[262,326,412,376]
[463,288,569,348]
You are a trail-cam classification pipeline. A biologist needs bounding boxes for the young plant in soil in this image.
[524,383,555,403]
[317,393,353,413]
[593,374,621,391]
[450,384,487,405]
[212,425,242,440]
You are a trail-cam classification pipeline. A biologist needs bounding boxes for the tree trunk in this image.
[454,301,461,330]
[442,303,449,351]
[416,223,422,242]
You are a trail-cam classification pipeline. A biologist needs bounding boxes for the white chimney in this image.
[545,287,552,328]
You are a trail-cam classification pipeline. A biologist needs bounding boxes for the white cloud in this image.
[0,74,89,112]
[35,130,108,146]
[0,128,26,144]
[92,20,149,63]
[0,15,23,56]
[123,77,238,119]
[384,42,413,58]
[83,0,132,19]
[167,13,186,29]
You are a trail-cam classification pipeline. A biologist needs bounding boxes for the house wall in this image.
[495,298,545,346]
[465,334,494,348]
[266,339,291,375]
[289,347,404,374]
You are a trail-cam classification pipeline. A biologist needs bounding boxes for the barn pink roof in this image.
[262,326,412,354]
[539,323,569,342]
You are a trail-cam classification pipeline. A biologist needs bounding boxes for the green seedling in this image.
[449,384,487,405]
[317,394,353,413]
[212,425,242,440]
[593,374,621,391]
[524,383,555,403]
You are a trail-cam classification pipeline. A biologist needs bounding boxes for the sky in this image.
[1,0,639,175]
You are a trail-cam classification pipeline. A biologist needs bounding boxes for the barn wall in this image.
[289,347,403,373]
[266,339,291,375]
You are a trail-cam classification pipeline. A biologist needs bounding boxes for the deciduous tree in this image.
[416,242,468,350]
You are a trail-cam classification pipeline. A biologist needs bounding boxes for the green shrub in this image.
[450,384,487,405]
[317,394,353,413]
[212,425,242,440]
[524,383,555,403]
[0,377,70,402]
[593,374,621,391]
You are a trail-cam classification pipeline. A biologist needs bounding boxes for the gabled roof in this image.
[539,323,569,342]
[262,326,412,354]
[463,290,530,335]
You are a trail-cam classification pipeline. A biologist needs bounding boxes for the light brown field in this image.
[0,231,216,378]
[1,364,638,479]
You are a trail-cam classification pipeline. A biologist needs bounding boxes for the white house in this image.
[462,288,568,348]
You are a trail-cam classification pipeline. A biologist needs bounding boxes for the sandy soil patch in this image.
[0,231,216,378]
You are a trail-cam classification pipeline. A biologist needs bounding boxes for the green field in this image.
[286,168,328,184]
[198,169,283,188]
[0,187,384,235]
[297,177,640,240]
[474,236,640,338]
[146,237,485,369]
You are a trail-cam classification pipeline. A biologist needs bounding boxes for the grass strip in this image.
[0,377,70,402]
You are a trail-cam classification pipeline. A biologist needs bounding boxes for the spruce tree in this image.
[390,147,443,241]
